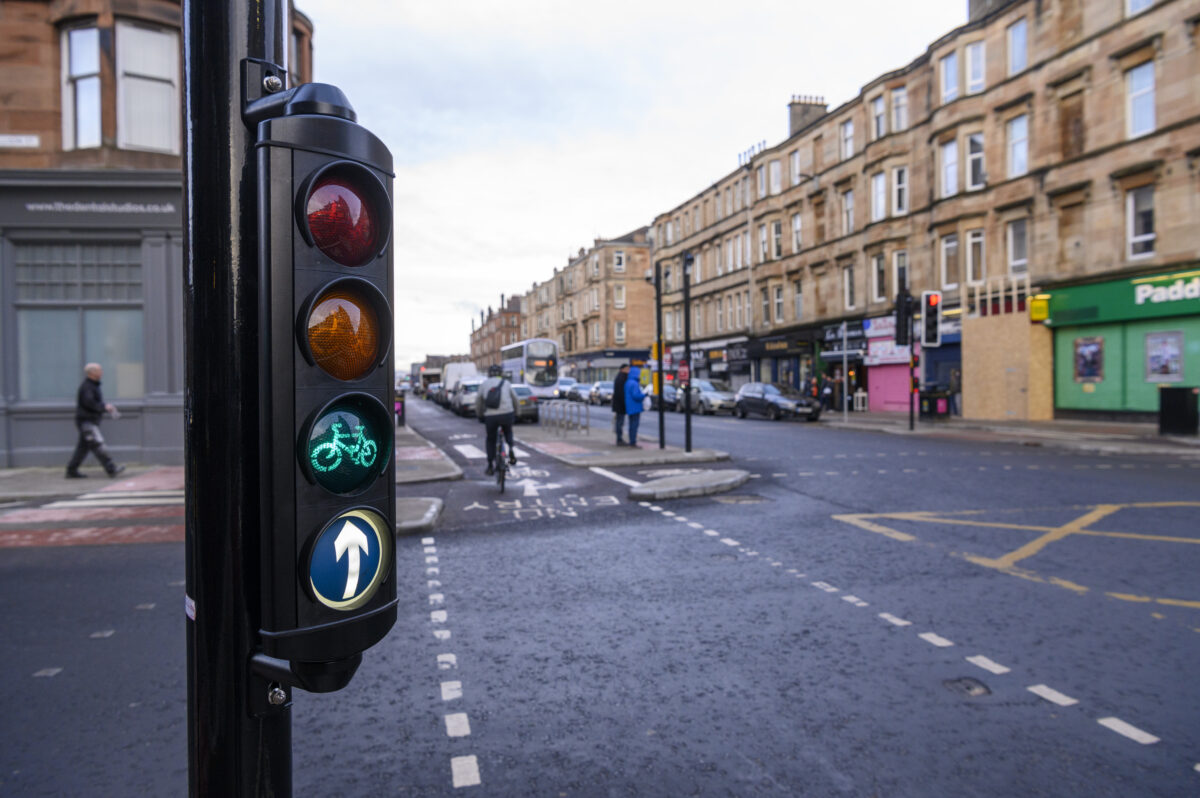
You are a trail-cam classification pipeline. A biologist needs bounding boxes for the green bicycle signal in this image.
[302,397,390,495]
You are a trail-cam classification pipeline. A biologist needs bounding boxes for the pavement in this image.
[2,404,1195,535]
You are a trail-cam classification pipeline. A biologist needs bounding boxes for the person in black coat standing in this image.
[611,363,629,445]
[65,363,125,478]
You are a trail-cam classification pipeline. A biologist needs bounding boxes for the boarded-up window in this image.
[1058,203,1084,272]
[1060,92,1085,160]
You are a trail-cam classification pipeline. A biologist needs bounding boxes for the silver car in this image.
[683,379,738,415]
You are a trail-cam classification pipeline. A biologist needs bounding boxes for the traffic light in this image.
[895,290,912,346]
[254,83,396,690]
[921,290,943,348]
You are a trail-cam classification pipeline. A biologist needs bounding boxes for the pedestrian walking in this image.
[65,363,126,479]
[623,365,647,447]
[949,368,962,416]
[612,363,629,445]
[820,376,834,412]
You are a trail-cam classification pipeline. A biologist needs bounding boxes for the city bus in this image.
[500,338,559,398]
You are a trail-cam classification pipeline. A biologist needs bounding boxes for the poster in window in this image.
[1145,331,1183,383]
[1073,336,1103,383]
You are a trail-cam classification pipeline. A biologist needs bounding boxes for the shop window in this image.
[62,26,102,150]
[116,21,181,154]
[1126,185,1155,259]
[14,242,145,400]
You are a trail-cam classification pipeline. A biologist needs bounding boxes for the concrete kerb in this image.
[396,497,444,535]
[628,469,751,501]
[394,424,463,483]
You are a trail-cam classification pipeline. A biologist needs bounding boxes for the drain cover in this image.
[943,677,991,697]
[713,494,767,505]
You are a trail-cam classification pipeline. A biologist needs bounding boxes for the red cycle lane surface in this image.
[0,466,184,549]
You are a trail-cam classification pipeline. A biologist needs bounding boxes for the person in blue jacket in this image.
[623,365,647,447]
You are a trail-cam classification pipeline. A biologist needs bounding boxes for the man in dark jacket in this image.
[611,363,629,445]
[65,363,125,478]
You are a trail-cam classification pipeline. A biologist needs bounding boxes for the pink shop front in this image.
[863,315,919,413]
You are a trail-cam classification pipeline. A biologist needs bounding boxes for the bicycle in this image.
[311,419,378,473]
[494,433,508,493]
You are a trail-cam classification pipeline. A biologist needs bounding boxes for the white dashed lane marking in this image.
[444,712,472,738]
[451,755,481,788]
[635,497,1182,768]
[966,655,1011,675]
[1097,717,1159,745]
[1028,684,1079,707]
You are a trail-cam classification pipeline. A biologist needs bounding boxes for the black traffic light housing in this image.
[895,290,913,346]
[252,82,397,690]
[921,290,943,348]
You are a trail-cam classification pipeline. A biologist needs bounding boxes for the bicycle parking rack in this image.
[540,400,589,436]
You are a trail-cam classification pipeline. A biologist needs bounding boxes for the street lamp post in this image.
[682,253,693,453]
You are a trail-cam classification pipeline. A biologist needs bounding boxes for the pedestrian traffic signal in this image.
[254,83,396,690]
[921,290,943,348]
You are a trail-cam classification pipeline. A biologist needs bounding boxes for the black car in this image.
[734,382,822,421]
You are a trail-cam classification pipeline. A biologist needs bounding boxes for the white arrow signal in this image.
[334,520,371,599]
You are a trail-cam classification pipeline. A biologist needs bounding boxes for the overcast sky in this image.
[298,0,968,371]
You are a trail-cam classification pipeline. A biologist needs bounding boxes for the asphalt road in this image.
[1,400,1198,796]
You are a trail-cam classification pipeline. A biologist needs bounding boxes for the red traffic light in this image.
[927,293,940,307]
[302,164,390,266]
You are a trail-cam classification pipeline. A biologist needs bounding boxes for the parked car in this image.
[425,382,442,402]
[588,381,615,405]
[567,381,592,403]
[452,378,484,417]
[681,379,737,415]
[734,382,822,421]
[553,377,576,399]
[648,383,678,411]
[512,384,539,423]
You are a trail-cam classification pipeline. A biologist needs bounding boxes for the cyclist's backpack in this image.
[484,380,504,409]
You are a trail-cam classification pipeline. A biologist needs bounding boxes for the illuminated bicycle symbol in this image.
[311,419,378,473]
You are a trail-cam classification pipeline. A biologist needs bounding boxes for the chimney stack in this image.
[788,94,828,137]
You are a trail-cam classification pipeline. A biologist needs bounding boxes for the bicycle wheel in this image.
[496,441,507,493]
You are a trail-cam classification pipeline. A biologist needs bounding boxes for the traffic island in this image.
[628,469,750,501]
[396,497,443,534]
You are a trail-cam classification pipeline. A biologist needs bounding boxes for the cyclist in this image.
[475,364,520,476]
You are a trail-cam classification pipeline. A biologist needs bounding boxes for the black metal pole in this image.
[184,1,291,795]
[654,261,665,449]
[682,254,693,453]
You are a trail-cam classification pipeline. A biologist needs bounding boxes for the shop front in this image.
[819,321,866,410]
[1045,268,1200,417]
[747,331,818,391]
[724,342,752,389]
[668,337,748,389]
[862,315,919,412]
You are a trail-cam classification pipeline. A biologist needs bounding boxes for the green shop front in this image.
[1045,269,1200,417]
